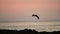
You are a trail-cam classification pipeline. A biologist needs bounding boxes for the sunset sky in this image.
[0,0,60,21]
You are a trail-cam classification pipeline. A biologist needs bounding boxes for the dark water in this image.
[0,29,60,34]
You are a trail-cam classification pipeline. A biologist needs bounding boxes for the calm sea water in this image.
[0,21,60,32]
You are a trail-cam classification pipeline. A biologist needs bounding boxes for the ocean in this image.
[0,21,60,32]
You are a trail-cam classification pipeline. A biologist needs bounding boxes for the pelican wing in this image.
[32,14,39,19]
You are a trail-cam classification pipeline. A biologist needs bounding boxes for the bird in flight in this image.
[32,14,40,20]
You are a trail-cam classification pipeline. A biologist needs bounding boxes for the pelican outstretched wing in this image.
[32,14,40,19]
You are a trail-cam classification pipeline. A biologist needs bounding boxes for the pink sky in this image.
[0,0,60,21]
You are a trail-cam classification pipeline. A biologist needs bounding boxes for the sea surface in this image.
[0,21,60,32]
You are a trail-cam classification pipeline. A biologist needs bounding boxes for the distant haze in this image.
[0,0,60,21]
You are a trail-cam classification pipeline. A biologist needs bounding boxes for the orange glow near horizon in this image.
[0,0,60,21]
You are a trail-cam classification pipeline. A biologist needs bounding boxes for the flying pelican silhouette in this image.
[32,14,40,19]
